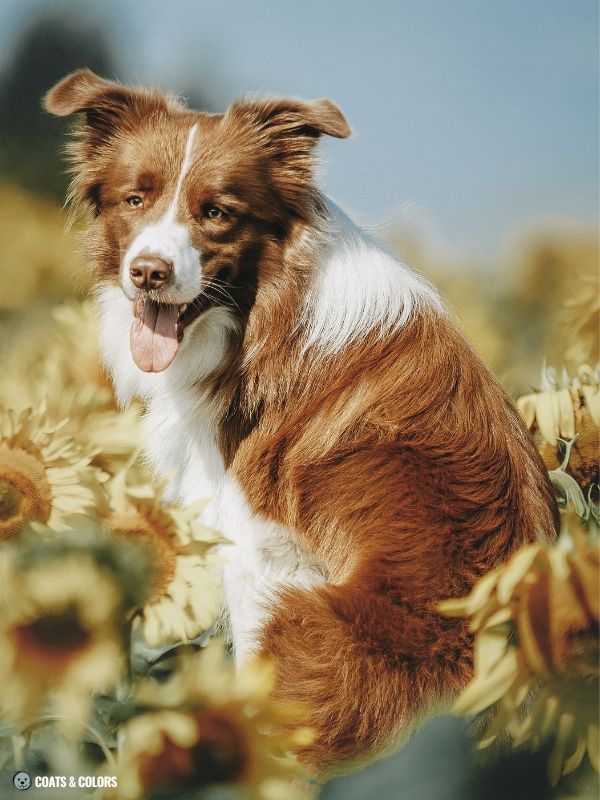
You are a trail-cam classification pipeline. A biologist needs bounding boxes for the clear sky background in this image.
[1,0,598,257]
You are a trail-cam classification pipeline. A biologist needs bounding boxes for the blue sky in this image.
[2,0,598,256]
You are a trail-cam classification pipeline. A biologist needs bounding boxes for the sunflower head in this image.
[120,708,249,799]
[517,364,600,499]
[0,536,129,724]
[0,444,51,536]
[439,514,599,785]
[14,516,157,614]
[100,468,225,646]
[0,299,143,478]
[0,300,115,420]
[0,404,106,539]
[116,644,314,800]
[11,603,92,668]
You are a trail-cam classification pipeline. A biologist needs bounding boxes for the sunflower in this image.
[0,404,105,538]
[0,301,142,476]
[32,374,142,476]
[1,301,110,409]
[115,643,315,800]
[5,301,113,402]
[439,515,599,786]
[99,468,225,647]
[517,364,599,501]
[0,549,126,725]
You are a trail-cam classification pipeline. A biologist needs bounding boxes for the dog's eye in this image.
[127,195,143,208]
[205,206,224,220]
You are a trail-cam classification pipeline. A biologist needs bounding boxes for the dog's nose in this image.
[129,255,173,291]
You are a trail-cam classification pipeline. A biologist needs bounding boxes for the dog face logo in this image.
[13,772,31,790]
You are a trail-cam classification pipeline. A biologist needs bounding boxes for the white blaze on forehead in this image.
[164,123,198,222]
[121,122,202,302]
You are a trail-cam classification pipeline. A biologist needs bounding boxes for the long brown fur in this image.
[44,70,559,774]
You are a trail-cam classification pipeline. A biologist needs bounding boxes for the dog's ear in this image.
[43,69,173,144]
[227,95,352,142]
[302,98,352,139]
[43,70,178,210]
[225,96,351,215]
[44,69,124,117]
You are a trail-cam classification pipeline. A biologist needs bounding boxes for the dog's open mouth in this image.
[130,297,204,373]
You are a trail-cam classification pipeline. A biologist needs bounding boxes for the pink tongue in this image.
[130,301,180,373]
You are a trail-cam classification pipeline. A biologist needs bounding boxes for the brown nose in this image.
[129,255,173,291]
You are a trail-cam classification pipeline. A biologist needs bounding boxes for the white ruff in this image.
[301,200,443,353]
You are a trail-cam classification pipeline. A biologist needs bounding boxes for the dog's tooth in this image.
[180,303,188,313]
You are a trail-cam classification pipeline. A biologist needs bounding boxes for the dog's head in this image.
[44,70,350,374]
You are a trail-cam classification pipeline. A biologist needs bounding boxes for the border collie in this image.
[44,70,558,771]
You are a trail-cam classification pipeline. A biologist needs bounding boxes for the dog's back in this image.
[218,226,558,767]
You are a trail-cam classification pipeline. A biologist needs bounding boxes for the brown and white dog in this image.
[45,70,558,772]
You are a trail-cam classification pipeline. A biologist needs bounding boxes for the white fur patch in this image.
[97,284,236,505]
[165,123,198,223]
[97,284,236,404]
[218,476,325,663]
[301,200,443,353]
[144,386,224,509]
[121,123,202,302]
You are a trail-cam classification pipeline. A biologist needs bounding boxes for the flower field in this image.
[0,180,598,799]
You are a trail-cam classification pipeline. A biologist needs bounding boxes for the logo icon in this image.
[13,772,31,791]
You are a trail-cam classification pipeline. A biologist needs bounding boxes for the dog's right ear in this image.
[43,69,122,116]
[43,70,178,208]
[43,69,174,146]
[44,70,175,210]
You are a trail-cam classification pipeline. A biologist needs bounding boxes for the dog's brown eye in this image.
[127,195,143,208]
[206,206,224,220]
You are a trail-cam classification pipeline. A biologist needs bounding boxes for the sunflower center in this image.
[139,711,248,794]
[11,606,91,666]
[0,448,52,538]
[107,513,178,602]
[0,479,21,519]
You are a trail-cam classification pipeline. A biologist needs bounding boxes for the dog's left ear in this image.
[302,98,353,139]
[227,95,352,142]
[225,96,352,214]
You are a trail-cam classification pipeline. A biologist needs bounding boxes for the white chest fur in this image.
[97,285,323,660]
[142,404,324,660]
[142,386,224,507]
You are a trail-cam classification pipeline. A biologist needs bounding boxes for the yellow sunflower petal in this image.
[453,649,519,715]
[516,395,537,429]
[548,712,576,785]
[557,388,576,440]
[496,544,541,604]
[536,391,560,445]
[587,723,600,773]
[562,734,587,776]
